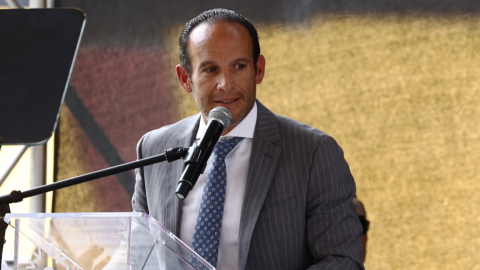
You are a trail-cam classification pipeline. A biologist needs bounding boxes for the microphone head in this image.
[208,107,232,128]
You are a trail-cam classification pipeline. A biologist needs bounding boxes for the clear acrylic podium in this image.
[4,212,214,270]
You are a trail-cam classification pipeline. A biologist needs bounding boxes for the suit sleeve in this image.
[306,136,365,270]
[132,134,149,214]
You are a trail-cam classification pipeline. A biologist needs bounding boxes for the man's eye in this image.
[204,67,217,72]
[236,64,246,69]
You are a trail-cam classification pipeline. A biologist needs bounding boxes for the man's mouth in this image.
[216,98,239,104]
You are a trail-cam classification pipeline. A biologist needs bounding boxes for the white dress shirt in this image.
[180,102,257,270]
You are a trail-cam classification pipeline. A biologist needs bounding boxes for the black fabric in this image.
[358,215,370,235]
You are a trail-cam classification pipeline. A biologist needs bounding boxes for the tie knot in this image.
[213,137,243,160]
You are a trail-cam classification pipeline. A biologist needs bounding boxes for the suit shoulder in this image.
[137,115,199,156]
[273,115,349,168]
[145,115,198,139]
[274,114,331,143]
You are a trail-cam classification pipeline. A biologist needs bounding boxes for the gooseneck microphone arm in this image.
[0,146,189,265]
[0,147,189,205]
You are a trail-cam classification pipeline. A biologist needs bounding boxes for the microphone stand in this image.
[0,146,190,264]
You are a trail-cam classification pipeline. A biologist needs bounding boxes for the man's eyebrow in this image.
[234,57,250,63]
[197,58,251,70]
[198,61,216,69]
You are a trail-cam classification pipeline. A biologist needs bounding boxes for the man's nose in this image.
[217,71,233,91]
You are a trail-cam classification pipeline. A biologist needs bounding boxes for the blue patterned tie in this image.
[191,137,244,268]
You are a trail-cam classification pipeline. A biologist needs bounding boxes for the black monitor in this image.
[0,8,85,145]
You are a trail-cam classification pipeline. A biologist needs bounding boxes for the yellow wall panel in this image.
[170,14,480,269]
[54,106,98,212]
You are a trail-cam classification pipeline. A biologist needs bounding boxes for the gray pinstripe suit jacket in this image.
[132,101,365,270]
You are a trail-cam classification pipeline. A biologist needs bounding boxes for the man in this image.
[133,8,364,270]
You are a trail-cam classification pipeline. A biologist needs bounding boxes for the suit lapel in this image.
[237,101,282,270]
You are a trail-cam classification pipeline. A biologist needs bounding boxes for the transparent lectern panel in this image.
[5,212,214,270]
[132,215,214,270]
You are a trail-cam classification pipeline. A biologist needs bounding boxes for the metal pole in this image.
[27,0,48,215]
[29,0,46,8]
[29,145,46,213]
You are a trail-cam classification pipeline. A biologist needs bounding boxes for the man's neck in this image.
[196,102,258,140]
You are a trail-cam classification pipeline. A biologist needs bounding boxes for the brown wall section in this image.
[55,46,178,212]
[69,46,178,162]
[55,105,132,212]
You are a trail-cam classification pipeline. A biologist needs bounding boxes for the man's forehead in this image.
[188,21,251,48]
[188,22,212,44]
[187,21,253,64]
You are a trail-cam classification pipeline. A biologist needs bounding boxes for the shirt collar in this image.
[195,102,257,140]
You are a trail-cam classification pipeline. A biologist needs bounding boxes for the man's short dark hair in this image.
[179,8,261,75]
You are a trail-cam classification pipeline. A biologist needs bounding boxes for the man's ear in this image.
[255,55,266,84]
[176,64,193,93]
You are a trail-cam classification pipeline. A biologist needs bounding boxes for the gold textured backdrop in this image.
[172,14,480,269]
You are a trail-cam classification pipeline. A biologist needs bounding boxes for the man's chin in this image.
[204,100,253,126]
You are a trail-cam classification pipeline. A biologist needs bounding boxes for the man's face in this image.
[176,22,265,134]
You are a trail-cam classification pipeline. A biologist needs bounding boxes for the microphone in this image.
[175,107,232,200]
